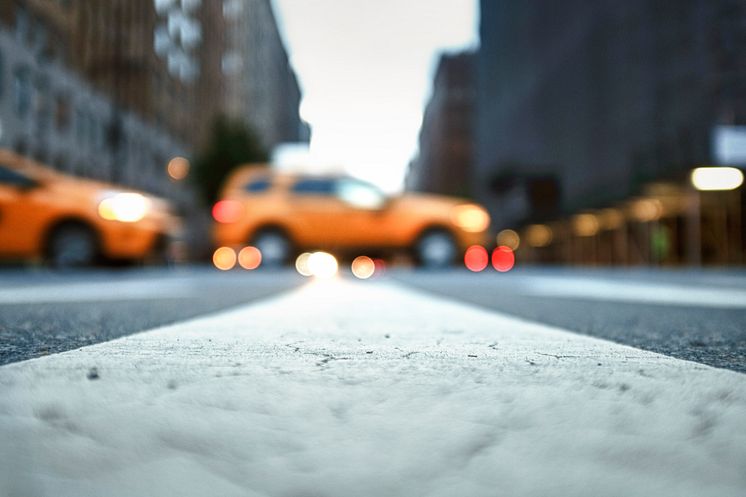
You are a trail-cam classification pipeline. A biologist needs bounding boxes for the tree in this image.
[192,115,268,204]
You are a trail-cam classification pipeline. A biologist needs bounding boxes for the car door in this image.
[332,178,391,247]
[285,177,346,248]
[0,165,45,257]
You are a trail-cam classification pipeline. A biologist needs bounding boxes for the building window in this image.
[55,94,71,132]
[15,7,30,45]
[75,107,86,144]
[13,67,32,117]
[34,76,51,133]
[0,49,4,101]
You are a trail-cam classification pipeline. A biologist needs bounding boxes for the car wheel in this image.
[47,224,98,268]
[252,230,291,267]
[415,229,458,268]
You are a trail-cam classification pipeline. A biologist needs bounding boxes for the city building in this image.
[475,0,746,264]
[0,0,308,200]
[222,0,308,152]
[407,51,475,198]
[0,2,188,200]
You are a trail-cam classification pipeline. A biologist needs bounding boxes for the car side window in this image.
[336,179,387,209]
[0,165,36,188]
[244,178,271,193]
[291,178,336,195]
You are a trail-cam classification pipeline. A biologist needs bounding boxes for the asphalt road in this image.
[394,268,746,373]
[0,267,304,365]
[1,266,745,373]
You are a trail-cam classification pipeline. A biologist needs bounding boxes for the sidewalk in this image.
[1,279,745,497]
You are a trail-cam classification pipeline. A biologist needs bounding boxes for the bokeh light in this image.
[166,156,190,180]
[496,229,520,250]
[629,198,663,222]
[213,246,236,271]
[97,192,150,223]
[212,200,243,223]
[525,224,553,247]
[295,252,313,276]
[492,246,515,272]
[464,245,488,272]
[238,246,262,270]
[351,256,375,279]
[307,251,338,278]
[572,213,600,237]
[452,204,491,233]
[691,166,744,191]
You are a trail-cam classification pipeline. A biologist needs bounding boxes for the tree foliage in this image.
[192,115,269,204]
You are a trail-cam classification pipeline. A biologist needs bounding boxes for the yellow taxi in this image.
[0,149,179,267]
[212,166,490,267]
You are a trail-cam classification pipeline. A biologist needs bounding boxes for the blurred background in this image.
[0,0,744,269]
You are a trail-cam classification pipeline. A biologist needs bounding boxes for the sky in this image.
[271,0,479,192]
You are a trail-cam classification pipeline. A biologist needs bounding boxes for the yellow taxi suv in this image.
[0,150,179,267]
[212,166,490,267]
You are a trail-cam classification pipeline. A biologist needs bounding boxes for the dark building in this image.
[475,0,746,229]
[407,51,475,198]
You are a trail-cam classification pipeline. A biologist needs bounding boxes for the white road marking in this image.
[1,278,744,497]
[0,278,196,303]
[513,275,746,308]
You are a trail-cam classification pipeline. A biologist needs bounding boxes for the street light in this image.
[690,167,744,191]
[688,166,744,266]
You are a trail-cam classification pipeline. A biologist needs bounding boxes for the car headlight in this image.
[451,204,490,233]
[98,192,150,223]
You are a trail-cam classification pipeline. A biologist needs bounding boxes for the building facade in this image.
[475,0,746,229]
[407,51,475,198]
[222,0,308,152]
[0,0,308,203]
[0,7,188,200]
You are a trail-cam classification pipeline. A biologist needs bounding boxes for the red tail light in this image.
[492,246,515,272]
[464,245,488,272]
[212,200,243,223]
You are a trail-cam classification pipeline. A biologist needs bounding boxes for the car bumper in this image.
[99,220,172,260]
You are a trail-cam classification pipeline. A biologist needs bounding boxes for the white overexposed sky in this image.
[271,0,479,192]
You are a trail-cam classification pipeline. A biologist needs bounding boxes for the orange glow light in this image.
[351,256,376,279]
[492,246,515,272]
[238,246,262,270]
[307,251,338,278]
[496,229,520,250]
[464,245,488,272]
[212,200,243,223]
[167,156,190,180]
[295,252,313,276]
[213,246,236,271]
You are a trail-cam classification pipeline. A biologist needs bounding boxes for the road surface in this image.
[1,267,745,497]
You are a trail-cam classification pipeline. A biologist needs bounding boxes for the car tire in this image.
[47,223,99,269]
[415,229,458,269]
[251,229,292,267]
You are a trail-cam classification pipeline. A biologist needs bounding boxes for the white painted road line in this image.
[1,279,745,497]
[512,275,746,308]
[0,278,196,304]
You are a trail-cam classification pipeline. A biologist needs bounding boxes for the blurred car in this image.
[0,149,180,267]
[212,165,490,267]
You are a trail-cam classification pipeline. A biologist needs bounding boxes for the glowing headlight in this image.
[451,204,490,233]
[98,192,150,222]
